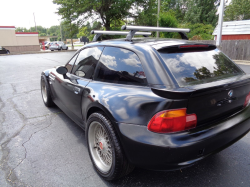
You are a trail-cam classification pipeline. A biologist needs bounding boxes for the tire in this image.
[51,50,54,51]
[66,47,68,50]
[41,76,54,107]
[86,113,134,181]
[6,50,10,54]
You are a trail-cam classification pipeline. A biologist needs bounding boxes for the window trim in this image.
[90,79,149,89]
[65,52,79,73]
[93,46,148,86]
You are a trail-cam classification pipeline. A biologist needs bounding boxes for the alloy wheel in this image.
[88,121,112,173]
[41,79,47,103]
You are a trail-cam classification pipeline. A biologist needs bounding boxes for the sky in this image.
[0,0,61,29]
[0,0,232,29]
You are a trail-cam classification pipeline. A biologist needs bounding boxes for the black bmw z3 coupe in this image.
[41,26,250,180]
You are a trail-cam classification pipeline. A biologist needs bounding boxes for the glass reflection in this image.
[72,47,104,79]
[159,49,244,87]
[95,47,147,85]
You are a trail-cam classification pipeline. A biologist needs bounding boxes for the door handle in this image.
[74,87,81,94]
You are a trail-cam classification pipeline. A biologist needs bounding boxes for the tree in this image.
[135,0,157,27]
[77,26,88,39]
[184,0,219,27]
[48,26,60,36]
[55,0,145,31]
[53,0,79,48]
[224,0,250,21]
[161,0,188,22]
[39,33,47,36]
[77,21,102,41]
[15,27,29,32]
[182,23,214,40]
[159,11,179,38]
[30,26,47,34]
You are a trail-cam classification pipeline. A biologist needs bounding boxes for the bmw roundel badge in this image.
[228,90,233,97]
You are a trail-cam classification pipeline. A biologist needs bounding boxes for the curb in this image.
[0,49,77,56]
[234,60,250,65]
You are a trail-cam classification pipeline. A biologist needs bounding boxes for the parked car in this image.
[0,46,10,54]
[45,42,53,50]
[49,41,68,51]
[41,26,250,181]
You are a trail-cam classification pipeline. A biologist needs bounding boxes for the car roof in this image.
[77,38,217,90]
[84,38,213,51]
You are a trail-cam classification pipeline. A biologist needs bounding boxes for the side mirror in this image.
[56,66,68,75]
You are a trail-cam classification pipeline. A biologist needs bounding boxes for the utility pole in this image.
[58,19,63,41]
[60,23,63,41]
[157,0,160,38]
[216,0,225,46]
[33,13,37,32]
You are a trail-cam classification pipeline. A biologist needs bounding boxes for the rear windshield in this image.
[158,48,244,87]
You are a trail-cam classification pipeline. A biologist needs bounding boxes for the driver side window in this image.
[72,47,104,79]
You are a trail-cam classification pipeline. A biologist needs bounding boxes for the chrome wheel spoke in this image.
[41,80,47,102]
[88,121,113,173]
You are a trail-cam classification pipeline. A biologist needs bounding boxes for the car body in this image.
[44,42,53,49]
[41,38,250,180]
[49,41,68,51]
[0,46,10,54]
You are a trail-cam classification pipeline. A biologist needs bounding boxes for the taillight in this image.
[147,108,197,133]
[244,92,250,107]
[56,44,59,46]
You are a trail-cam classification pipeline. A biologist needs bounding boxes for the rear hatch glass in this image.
[158,46,249,126]
[158,47,244,87]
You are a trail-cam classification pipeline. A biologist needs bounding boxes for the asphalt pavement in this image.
[0,52,250,187]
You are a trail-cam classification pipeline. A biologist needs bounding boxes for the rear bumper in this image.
[117,106,250,171]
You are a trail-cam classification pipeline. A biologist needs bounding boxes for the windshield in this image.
[158,48,245,87]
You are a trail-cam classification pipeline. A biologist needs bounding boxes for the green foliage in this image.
[47,26,60,36]
[77,21,102,41]
[54,0,145,31]
[224,0,250,21]
[62,21,78,40]
[184,53,240,84]
[181,23,214,40]
[135,0,157,27]
[184,0,219,27]
[30,26,47,34]
[77,27,88,38]
[15,27,29,32]
[39,33,47,36]
[159,11,179,38]
[15,23,74,42]
[161,0,188,21]
[53,0,79,45]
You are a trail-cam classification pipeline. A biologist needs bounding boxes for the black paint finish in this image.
[41,38,250,171]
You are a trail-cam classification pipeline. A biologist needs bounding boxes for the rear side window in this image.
[72,47,104,79]
[158,48,244,87]
[94,47,147,86]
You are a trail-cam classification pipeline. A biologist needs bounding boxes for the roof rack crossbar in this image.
[121,25,190,41]
[91,30,151,41]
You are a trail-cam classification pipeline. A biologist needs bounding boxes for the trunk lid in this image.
[186,76,250,126]
[157,45,250,127]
